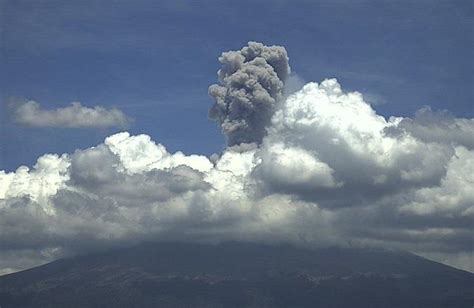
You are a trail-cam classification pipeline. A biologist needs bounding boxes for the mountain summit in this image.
[0,242,472,307]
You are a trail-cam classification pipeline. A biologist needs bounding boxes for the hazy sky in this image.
[0,0,473,274]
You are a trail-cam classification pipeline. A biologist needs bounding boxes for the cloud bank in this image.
[14,101,130,128]
[1,43,473,273]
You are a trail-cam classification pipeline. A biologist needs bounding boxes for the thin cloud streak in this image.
[13,101,131,129]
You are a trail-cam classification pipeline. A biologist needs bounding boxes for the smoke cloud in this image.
[1,42,473,274]
[209,41,290,145]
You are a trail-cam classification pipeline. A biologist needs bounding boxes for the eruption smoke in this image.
[209,41,290,145]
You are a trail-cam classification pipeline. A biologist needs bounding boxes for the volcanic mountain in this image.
[0,242,472,307]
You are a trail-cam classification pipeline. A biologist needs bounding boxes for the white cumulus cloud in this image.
[1,44,473,273]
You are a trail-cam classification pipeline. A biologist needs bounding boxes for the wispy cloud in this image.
[13,101,130,128]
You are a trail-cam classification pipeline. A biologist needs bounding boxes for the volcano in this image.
[0,242,472,307]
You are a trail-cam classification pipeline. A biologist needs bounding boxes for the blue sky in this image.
[1,0,472,171]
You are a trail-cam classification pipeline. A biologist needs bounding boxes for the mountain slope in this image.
[0,242,472,307]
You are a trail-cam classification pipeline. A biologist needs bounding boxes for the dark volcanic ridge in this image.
[0,241,473,308]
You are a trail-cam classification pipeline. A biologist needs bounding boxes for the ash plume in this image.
[208,41,290,146]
